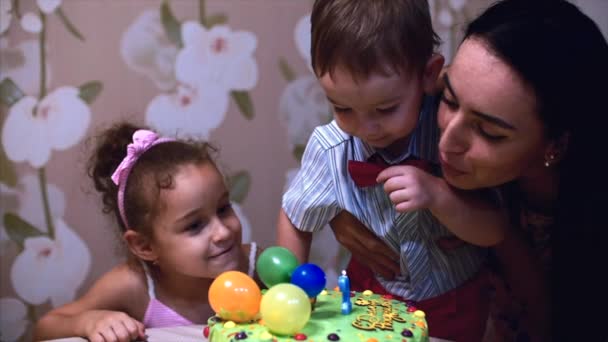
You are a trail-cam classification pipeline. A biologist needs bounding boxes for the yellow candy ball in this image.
[414,310,426,318]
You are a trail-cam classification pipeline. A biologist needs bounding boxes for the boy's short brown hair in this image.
[311,0,440,78]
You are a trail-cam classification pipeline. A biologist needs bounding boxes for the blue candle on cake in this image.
[338,270,352,314]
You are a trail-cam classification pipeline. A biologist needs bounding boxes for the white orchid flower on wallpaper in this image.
[231,202,252,244]
[120,9,178,91]
[147,22,258,139]
[448,0,467,11]
[0,174,64,245]
[1,87,91,168]
[0,39,52,96]
[294,14,312,71]
[438,8,454,27]
[20,12,42,33]
[279,75,330,149]
[176,22,258,92]
[16,173,66,232]
[37,0,62,14]
[11,218,91,307]
[146,82,228,139]
[0,297,29,342]
[0,0,12,34]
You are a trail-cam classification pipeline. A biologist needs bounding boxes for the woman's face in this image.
[438,38,550,190]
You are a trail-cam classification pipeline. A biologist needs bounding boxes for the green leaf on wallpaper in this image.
[278,58,296,82]
[231,91,254,120]
[4,213,45,249]
[78,81,103,104]
[0,143,17,187]
[228,171,251,204]
[206,13,228,27]
[161,1,183,48]
[56,7,85,41]
[0,78,25,107]
[293,145,305,162]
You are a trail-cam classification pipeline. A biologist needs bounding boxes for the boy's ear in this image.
[123,229,158,262]
[422,53,446,94]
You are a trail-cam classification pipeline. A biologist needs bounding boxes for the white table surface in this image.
[43,325,453,342]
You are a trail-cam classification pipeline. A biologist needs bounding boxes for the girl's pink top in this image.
[142,242,257,328]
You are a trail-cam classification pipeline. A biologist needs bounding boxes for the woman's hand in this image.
[329,211,400,279]
[79,310,146,342]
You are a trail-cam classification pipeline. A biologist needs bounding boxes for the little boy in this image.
[278,1,506,340]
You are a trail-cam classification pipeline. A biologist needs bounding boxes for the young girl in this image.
[34,123,258,342]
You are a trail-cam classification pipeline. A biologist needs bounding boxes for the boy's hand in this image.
[79,310,146,342]
[330,211,400,279]
[377,165,442,212]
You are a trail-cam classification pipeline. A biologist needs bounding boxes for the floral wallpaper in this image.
[1,0,604,341]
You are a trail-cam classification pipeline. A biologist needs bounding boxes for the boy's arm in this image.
[34,264,146,341]
[276,208,312,264]
[430,180,507,246]
[378,166,506,246]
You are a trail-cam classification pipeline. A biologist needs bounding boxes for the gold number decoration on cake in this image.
[352,298,407,331]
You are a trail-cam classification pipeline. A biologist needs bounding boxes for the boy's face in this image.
[318,64,425,154]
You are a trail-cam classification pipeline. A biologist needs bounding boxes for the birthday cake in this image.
[207,289,429,341]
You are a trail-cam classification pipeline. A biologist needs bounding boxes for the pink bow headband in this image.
[111,129,174,228]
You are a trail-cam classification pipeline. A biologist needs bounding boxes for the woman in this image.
[330,0,608,341]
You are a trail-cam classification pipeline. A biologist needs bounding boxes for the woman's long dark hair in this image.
[465,1,608,340]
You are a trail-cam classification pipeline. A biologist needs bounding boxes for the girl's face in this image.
[437,38,551,190]
[151,162,242,279]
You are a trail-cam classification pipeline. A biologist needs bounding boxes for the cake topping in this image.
[224,321,236,328]
[203,326,210,338]
[362,290,373,296]
[259,331,273,340]
[235,331,248,340]
[294,333,308,340]
[413,310,425,318]
[327,333,340,340]
[401,329,413,337]
[407,306,417,312]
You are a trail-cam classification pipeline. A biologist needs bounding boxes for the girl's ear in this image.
[422,53,446,94]
[123,229,158,262]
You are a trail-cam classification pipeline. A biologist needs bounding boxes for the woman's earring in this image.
[544,154,555,167]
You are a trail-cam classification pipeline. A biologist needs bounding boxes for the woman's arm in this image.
[430,181,508,246]
[33,263,147,342]
[493,229,550,342]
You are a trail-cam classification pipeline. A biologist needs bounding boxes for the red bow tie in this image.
[348,155,433,187]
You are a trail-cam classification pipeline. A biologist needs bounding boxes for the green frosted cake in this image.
[207,289,429,341]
